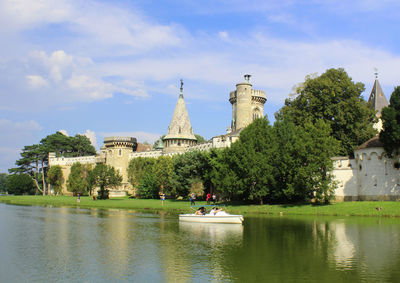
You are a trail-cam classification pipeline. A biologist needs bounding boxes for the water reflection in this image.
[179,222,243,245]
[1,204,400,282]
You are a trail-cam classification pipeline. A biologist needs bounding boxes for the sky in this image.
[1,0,400,172]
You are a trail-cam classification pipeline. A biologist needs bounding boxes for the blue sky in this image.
[1,0,400,172]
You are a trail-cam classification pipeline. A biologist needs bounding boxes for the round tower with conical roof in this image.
[162,80,197,154]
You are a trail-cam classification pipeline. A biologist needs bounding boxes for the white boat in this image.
[179,213,244,224]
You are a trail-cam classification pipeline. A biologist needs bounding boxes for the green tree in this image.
[138,171,159,199]
[152,156,174,195]
[67,162,87,195]
[92,164,122,199]
[232,117,277,204]
[204,148,242,201]
[272,119,339,203]
[127,157,156,189]
[6,174,35,195]
[171,151,207,197]
[277,68,377,156]
[0,173,7,193]
[10,131,96,195]
[195,134,207,144]
[46,165,64,194]
[380,86,400,157]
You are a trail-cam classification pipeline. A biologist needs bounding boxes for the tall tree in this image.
[232,117,277,204]
[10,131,96,195]
[152,156,174,195]
[171,151,207,197]
[277,68,377,156]
[46,165,64,194]
[272,119,339,203]
[380,86,400,157]
[92,164,122,199]
[127,157,156,188]
[67,162,87,195]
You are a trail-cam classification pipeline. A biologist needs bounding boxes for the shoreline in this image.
[1,195,400,217]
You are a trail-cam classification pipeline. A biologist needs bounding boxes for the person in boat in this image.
[209,207,217,215]
[195,207,206,215]
[215,208,228,216]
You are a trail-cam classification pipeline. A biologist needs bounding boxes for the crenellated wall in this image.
[332,147,400,201]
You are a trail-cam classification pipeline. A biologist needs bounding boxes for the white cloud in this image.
[0,49,149,110]
[26,75,48,88]
[83,130,97,148]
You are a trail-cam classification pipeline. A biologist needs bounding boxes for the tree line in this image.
[4,68,400,203]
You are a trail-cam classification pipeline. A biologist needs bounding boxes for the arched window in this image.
[252,108,261,121]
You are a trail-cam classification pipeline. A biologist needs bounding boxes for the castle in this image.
[49,74,400,200]
[49,75,267,196]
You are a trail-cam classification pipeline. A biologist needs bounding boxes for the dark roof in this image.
[357,136,384,150]
[368,79,389,117]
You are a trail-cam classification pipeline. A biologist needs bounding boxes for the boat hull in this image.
[179,214,244,224]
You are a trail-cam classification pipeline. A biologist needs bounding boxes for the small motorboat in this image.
[179,214,244,224]
[179,206,244,224]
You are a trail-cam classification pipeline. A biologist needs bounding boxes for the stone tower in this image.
[368,71,389,132]
[163,80,197,154]
[229,74,267,131]
[101,136,137,195]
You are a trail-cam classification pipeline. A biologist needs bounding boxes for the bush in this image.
[6,174,35,195]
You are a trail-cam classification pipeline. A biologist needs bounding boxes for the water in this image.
[1,203,400,282]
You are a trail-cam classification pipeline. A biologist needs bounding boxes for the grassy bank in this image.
[1,195,400,217]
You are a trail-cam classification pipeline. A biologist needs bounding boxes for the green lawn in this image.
[1,195,400,217]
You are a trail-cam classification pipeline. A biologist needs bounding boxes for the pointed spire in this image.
[368,69,389,117]
[163,79,196,141]
[180,79,184,98]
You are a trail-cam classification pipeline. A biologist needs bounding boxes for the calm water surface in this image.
[1,203,400,282]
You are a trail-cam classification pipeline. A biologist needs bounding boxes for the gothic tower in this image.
[163,80,197,154]
[229,75,267,131]
[368,70,389,132]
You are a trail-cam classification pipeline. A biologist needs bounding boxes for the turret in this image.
[229,75,266,131]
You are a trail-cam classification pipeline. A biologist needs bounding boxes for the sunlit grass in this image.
[0,195,399,217]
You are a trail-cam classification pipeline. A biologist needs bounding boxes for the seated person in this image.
[209,207,217,215]
[195,207,206,215]
[214,208,228,216]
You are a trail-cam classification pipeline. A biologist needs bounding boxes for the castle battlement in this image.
[49,155,97,166]
[104,136,137,149]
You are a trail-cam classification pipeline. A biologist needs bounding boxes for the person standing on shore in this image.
[190,193,196,205]
[161,193,166,205]
[212,194,217,205]
[206,193,211,205]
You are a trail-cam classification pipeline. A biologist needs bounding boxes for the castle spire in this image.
[162,79,197,153]
[180,79,184,98]
[368,69,389,117]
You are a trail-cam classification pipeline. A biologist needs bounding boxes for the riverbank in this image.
[1,195,400,217]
